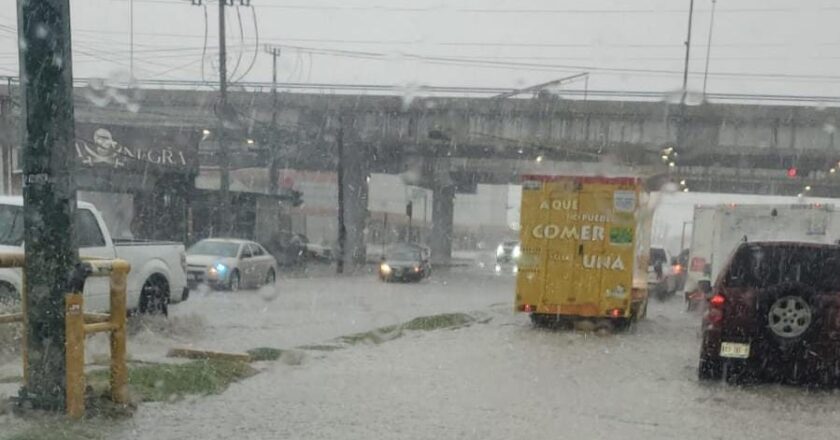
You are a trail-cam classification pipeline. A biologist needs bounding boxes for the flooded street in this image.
[5,262,826,440]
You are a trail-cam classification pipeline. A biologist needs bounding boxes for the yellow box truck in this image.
[515,175,651,327]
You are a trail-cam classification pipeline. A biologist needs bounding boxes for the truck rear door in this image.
[568,181,612,314]
[542,179,580,312]
[515,178,550,311]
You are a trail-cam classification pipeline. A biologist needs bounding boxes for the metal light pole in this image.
[336,120,346,274]
[681,0,696,98]
[17,0,79,410]
[702,0,718,98]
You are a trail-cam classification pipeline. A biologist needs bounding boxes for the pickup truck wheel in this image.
[139,276,169,316]
[228,270,241,292]
[0,282,18,312]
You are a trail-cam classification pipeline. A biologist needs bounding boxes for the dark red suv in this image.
[699,241,840,385]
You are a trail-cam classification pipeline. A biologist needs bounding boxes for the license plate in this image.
[720,342,750,359]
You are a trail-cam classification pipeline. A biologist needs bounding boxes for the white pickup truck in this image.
[0,196,188,315]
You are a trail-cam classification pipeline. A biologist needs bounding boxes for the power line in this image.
[231,3,260,83]
[113,0,840,14]
[227,5,245,81]
[267,43,840,83]
[201,1,209,81]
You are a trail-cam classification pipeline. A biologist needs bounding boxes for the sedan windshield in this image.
[387,249,420,261]
[187,241,239,258]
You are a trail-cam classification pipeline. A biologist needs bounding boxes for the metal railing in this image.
[0,254,131,419]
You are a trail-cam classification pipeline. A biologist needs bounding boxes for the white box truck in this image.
[684,203,840,309]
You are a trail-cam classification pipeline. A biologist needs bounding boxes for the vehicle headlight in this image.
[209,263,227,278]
[413,265,421,273]
[496,245,504,256]
[512,245,521,259]
[380,263,392,275]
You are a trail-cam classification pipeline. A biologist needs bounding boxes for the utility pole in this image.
[216,0,230,234]
[192,0,250,234]
[17,0,80,410]
[681,0,695,100]
[265,46,280,195]
[702,0,718,98]
[336,120,346,274]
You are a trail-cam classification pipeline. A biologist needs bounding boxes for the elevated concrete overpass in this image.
[2,85,840,264]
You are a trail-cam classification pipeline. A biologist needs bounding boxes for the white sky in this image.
[2,0,840,97]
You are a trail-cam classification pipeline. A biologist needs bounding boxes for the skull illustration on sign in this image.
[81,128,124,167]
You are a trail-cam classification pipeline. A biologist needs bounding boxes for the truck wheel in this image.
[698,356,722,381]
[229,270,241,291]
[139,275,169,316]
[612,318,632,332]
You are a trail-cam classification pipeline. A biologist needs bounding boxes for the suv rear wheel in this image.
[757,282,820,349]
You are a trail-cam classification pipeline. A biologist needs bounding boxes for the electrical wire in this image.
[274,43,840,83]
[231,3,260,83]
[117,0,840,14]
[227,5,245,81]
[201,1,208,82]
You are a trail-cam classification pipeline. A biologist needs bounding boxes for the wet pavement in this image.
[4,262,840,439]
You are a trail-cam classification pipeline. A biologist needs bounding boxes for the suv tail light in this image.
[708,293,725,325]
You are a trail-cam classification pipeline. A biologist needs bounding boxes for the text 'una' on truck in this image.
[514,175,651,328]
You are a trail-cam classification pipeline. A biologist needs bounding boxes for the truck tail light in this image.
[610,308,623,318]
[673,264,683,275]
[521,304,533,312]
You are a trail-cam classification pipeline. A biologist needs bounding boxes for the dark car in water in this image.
[379,244,431,282]
[699,241,840,385]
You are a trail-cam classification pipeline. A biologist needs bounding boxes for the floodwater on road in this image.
[4,264,840,439]
[119,269,840,440]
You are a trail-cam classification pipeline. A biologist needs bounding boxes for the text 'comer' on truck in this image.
[514,176,651,329]
[0,196,188,316]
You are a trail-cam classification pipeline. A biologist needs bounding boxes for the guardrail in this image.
[0,254,130,419]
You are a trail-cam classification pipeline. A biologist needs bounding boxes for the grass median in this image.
[88,358,257,403]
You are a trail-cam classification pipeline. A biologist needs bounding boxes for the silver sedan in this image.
[186,239,278,291]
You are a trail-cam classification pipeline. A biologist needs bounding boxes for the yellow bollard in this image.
[65,293,85,419]
[109,260,130,405]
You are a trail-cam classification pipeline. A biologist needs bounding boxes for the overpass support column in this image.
[430,183,455,266]
[342,140,370,269]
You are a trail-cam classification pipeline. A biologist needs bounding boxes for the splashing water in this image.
[257,283,279,303]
